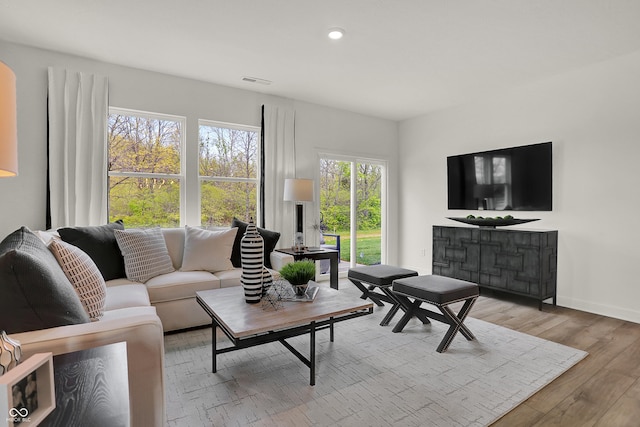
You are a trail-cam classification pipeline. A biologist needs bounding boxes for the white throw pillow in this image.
[180,226,237,272]
[49,239,106,321]
[114,227,175,283]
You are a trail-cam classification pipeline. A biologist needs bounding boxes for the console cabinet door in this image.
[432,226,479,283]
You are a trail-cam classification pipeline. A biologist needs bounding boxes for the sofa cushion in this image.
[180,226,237,272]
[104,284,151,310]
[145,270,221,303]
[49,239,107,321]
[104,277,139,287]
[213,268,244,288]
[114,228,175,283]
[0,227,89,333]
[230,218,281,269]
[96,305,158,323]
[58,220,126,281]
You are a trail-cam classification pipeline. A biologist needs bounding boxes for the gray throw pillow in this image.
[0,227,90,334]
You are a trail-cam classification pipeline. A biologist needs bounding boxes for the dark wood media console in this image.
[432,225,558,310]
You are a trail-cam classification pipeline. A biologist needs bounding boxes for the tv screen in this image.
[447,142,552,211]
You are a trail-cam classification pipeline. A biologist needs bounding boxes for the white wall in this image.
[399,50,640,323]
[0,40,398,255]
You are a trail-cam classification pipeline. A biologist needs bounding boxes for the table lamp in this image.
[283,178,314,252]
[0,61,18,177]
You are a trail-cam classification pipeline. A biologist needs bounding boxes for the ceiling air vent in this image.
[242,76,272,85]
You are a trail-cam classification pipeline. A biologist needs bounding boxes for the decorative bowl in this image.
[447,217,539,228]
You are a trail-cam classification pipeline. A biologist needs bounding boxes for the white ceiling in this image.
[2,0,640,121]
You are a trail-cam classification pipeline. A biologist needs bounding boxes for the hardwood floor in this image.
[465,289,640,427]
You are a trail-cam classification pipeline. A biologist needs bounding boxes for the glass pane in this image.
[319,159,351,263]
[108,114,181,174]
[108,176,180,227]
[492,156,507,183]
[199,125,258,178]
[201,180,257,228]
[355,162,382,266]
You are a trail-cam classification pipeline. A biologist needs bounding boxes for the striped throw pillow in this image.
[49,239,107,321]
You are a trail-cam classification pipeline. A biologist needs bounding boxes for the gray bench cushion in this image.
[348,264,417,286]
[393,275,478,305]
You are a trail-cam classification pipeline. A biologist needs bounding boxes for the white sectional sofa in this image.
[1,223,292,427]
[108,227,292,332]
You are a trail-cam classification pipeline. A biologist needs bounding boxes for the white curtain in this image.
[262,105,296,248]
[47,67,109,228]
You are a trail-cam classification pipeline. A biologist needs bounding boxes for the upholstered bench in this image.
[391,275,479,353]
[348,265,418,326]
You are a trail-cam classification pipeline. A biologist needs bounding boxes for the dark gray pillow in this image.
[0,227,90,334]
[230,218,280,269]
[58,220,125,280]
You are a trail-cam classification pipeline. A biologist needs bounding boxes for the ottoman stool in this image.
[392,275,479,353]
[348,265,418,326]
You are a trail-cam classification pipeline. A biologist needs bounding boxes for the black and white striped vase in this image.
[262,266,273,296]
[240,219,264,303]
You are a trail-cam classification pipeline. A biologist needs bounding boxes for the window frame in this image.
[107,107,187,226]
[198,119,261,226]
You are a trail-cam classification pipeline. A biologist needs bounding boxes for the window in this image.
[107,108,184,227]
[199,121,260,227]
[107,109,259,228]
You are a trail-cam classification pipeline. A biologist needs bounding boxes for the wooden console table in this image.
[432,225,558,310]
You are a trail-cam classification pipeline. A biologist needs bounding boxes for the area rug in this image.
[164,304,587,427]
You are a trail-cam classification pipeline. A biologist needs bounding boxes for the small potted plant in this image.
[279,260,316,295]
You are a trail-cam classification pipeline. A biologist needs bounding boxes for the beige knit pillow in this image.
[49,239,107,321]
[114,227,175,283]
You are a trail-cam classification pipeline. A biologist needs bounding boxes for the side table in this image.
[276,248,339,289]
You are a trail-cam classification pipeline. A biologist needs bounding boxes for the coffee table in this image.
[196,285,373,385]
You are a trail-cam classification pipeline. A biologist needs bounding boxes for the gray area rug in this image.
[164,302,587,427]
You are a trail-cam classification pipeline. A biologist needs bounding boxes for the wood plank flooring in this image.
[465,289,640,427]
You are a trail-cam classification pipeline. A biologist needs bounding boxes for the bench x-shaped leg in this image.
[392,294,478,353]
[349,278,411,326]
[348,278,386,307]
[391,296,432,332]
[377,286,407,326]
[436,297,477,353]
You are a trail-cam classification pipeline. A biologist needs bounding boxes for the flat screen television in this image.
[447,142,552,211]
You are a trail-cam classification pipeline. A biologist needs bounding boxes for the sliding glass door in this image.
[319,156,385,271]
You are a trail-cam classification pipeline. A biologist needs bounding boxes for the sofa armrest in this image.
[270,250,294,272]
[10,307,165,427]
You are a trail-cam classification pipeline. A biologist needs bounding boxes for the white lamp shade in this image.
[0,61,18,177]
[283,178,314,202]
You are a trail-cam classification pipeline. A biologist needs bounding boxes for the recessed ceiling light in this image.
[328,28,345,40]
